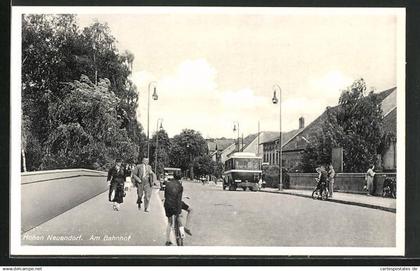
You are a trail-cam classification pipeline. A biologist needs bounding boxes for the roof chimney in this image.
[299,117,305,129]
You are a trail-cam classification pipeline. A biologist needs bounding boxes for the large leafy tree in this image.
[301,79,384,172]
[169,129,208,177]
[21,14,145,171]
[193,155,214,177]
[41,75,139,170]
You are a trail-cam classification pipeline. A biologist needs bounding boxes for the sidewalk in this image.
[22,187,167,246]
[260,187,396,213]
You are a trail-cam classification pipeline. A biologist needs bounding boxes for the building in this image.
[219,131,278,164]
[261,87,397,172]
[260,117,306,168]
[206,138,235,163]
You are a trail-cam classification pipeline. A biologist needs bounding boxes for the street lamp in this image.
[147,81,158,159]
[154,118,164,176]
[272,84,283,191]
[233,121,240,152]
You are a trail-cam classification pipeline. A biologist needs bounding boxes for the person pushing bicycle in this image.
[315,165,329,196]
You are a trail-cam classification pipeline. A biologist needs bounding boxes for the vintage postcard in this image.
[10,6,405,256]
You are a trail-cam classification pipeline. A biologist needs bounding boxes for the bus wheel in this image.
[242,187,247,191]
[223,185,226,190]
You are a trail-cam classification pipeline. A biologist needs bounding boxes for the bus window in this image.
[234,158,260,170]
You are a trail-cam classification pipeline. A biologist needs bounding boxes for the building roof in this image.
[225,132,277,158]
[383,107,397,135]
[207,138,235,152]
[260,128,304,147]
[259,131,282,144]
[277,87,397,150]
[375,87,396,103]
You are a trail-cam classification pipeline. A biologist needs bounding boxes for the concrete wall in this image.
[382,141,397,171]
[21,169,108,233]
[288,172,397,195]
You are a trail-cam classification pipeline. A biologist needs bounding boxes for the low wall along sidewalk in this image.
[21,169,108,233]
[288,172,396,196]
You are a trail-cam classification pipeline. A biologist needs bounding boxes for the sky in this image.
[77,8,399,139]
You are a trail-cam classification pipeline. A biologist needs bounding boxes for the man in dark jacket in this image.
[163,172,183,245]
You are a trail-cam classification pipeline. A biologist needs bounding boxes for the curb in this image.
[260,189,396,213]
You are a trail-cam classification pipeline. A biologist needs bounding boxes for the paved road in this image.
[22,181,395,247]
[176,181,395,247]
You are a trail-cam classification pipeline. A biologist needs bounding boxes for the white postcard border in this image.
[10,6,406,256]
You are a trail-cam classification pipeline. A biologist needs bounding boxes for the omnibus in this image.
[222,152,262,191]
[160,167,182,190]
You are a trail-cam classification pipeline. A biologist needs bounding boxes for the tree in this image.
[150,129,171,176]
[21,14,145,171]
[212,161,224,178]
[193,155,214,177]
[40,75,139,170]
[301,79,384,172]
[169,129,208,178]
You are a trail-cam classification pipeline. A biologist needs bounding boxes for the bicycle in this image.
[163,196,190,246]
[171,213,184,246]
[311,178,329,200]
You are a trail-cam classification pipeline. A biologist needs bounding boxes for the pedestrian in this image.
[107,158,126,211]
[124,162,133,191]
[365,165,376,196]
[132,158,155,212]
[327,164,335,197]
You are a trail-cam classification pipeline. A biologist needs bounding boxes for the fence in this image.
[265,172,396,195]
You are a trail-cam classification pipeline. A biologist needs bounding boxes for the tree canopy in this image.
[301,79,385,172]
[169,129,209,176]
[22,14,145,171]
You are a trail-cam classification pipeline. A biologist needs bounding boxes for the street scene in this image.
[22,181,395,247]
[16,7,403,252]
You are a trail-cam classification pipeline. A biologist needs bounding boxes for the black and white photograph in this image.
[10,6,405,256]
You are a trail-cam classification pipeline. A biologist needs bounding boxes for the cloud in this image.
[310,70,354,102]
[133,58,268,137]
[132,62,356,138]
[159,58,218,98]
[221,88,265,109]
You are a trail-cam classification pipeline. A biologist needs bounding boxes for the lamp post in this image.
[272,84,283,191]
[147,81,158,159]
[154,118,163,176]
[233,121,240,152]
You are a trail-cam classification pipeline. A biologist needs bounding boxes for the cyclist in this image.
[315,165,328,197]
[163,171,183,246]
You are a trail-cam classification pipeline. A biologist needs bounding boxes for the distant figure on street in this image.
[107,158,126,211]
[327,164,336,197]
[365,165,376,196]
[132,158,155,212]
